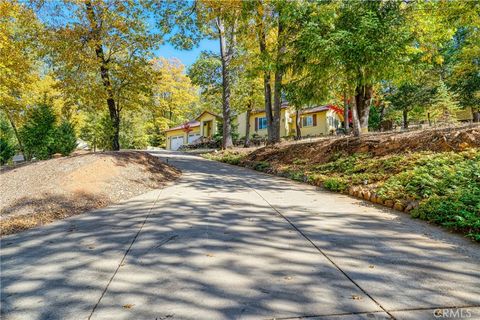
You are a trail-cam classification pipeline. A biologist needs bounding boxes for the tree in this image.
[188,51,223,114]
[189,26,264,147]
[245,0,296,144]
[120,110,149,150]
[388,84,430,129]
[229,24,264,146]
[0,0,41,155]
[428,81,460,124]
[339,2,414,135]
[296,1,413,136]
[252,1,275,143]
[444,3,480,121]
[54,121,77,156]
[216,11,236,148]
[192,1,244,149]
[0,112,16,165]
[284,78,316,140]
[43,0,161,150]
[0,138,15,165]
[20,104,57,160]
[147,57,200,146]
[232,70,263,147]
[79,111,113,152]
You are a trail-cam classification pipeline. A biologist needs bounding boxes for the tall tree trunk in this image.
[402,109,408,129]
[270,6,286,144]
[217,17,234,149]
[379,105,386,125]
[244,107,251,148]
[85,0,120,151]
[295,108,301,140]
[351,97,361,137]
[257,4,274,144]
[271,74,281,143]
[473,109,480,122]
[263,70,274,142]
[343,95,349,134]
[5,110,26,159]
[354,84,372,135]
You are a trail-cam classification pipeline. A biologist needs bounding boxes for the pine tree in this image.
[429,82,460,123]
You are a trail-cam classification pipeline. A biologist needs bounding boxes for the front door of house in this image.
[203,120,212,137]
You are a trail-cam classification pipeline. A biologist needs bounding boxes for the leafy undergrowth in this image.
[204,148,480,241]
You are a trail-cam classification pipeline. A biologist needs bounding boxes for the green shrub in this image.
[323,177,348,192]
[20,104,57,160]
[378,150,479,200]
[288,170,304,181]
[411,187,480,241]
[54,121,77,156]
[204,150,247,165]
[315,153,363,173]
[0,138,15,165]
[222,153,244,165]
[253,161,270,171]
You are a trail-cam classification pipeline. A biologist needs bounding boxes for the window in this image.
[302,115,313,127]
[258,117,267,129]
[328,116,340,128]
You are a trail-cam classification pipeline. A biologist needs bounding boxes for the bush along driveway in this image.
[204,148,480,241]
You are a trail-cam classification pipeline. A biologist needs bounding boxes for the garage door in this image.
[188,133,201,144]
[170,136,184,151]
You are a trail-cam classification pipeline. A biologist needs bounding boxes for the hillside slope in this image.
[246,125,480,165]
[0,152,179,236]
[206,125,480,241]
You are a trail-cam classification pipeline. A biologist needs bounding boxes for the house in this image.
[236,102,292,138]
[289,105,343,136]
[236,104,343,139]
[165,110,221,150]
[456,106,474,122]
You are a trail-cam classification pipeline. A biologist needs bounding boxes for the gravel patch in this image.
[0,151,180,235]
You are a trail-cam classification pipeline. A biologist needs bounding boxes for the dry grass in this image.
[1,209,91,236]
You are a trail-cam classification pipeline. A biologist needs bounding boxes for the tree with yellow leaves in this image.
[0,0,41,155]
[146,57,200,146]
[42,0,161,150]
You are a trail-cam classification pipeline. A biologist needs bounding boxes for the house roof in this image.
[251,101,290,114]
[164,109,219,133]
[195,110,221,121]
[164,120,200,132]
[300,105,330,115]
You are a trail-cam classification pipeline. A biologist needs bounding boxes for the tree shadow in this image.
[1,150,479,320]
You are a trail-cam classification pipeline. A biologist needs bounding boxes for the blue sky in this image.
[31,1,218,69]
[155,39,219,67]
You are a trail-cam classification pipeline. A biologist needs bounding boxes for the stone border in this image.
[347,186,419,213]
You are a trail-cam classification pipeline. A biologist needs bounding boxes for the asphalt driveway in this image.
[1,150,479,320]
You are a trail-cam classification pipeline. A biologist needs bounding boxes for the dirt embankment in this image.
[205,125,480,240]
[0,152,180,236]
[245,125,480,166]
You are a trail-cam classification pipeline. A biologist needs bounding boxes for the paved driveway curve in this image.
[1,151,479,320]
